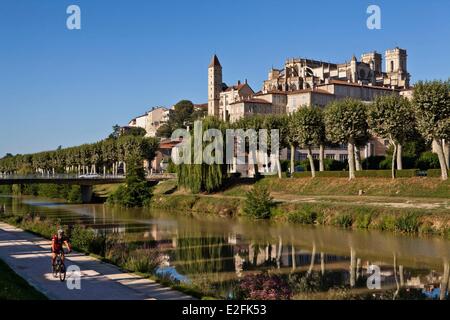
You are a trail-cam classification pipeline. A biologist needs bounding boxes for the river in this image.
[0,195,449,300]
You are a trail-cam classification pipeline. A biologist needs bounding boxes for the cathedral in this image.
[208,48,411,122]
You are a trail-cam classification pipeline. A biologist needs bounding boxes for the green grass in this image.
[0,259,47,300]
[225,177,449,199]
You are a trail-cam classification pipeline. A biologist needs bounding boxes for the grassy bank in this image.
[224,176,450,199]
[150,177,450,237]
[0,258,47,300]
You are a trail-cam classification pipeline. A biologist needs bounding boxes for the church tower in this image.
[208,55,222,117]
[384,47,410,88]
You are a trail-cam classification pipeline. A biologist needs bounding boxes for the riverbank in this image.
[150,177,450,237]
[0,221,194,300]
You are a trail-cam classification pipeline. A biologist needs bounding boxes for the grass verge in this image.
[0,258,47,300]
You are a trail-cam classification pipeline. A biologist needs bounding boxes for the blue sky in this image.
[0,0,449,156]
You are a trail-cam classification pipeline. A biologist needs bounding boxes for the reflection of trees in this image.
[174,235,234,275]
[350,247,356,288]
[440,260,449,300]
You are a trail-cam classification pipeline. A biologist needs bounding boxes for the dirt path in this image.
[0,222,193,300]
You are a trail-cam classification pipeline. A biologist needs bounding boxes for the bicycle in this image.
[52,250,67,282]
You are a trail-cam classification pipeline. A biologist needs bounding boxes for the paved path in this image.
[0,222,193,300]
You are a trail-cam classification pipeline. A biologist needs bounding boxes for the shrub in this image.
[69,225,105,254]
[416,152,440,170]
[355,213,373,229]
[237,273,292,300]
[108,157,153,207]
[377,216,396,232]
[67,186,82,203]
[324,159,347,171]
[288,210,318,225]
[332,214,353,228]
[243,185,273,219]
[361,156,386,170]
[123,249,163,274]
[394,213,421,233]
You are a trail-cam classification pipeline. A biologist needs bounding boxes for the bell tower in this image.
[208,55,222,117]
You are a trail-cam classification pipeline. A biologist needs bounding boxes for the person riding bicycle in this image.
[51,229,72,267]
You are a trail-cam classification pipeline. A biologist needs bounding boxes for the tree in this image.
[291,107,326,178]
[368,94,415,178]
[324,99,369,180]
[170,100,195,129]
[413,80,450,180]
[262,115,288,178]
[109,124,121,140]
[176,116,228,193]
[243,184,273,219]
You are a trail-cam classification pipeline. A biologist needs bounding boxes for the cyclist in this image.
[51,229,72,267]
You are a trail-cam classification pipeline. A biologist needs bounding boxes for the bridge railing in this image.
[0,173,176,180]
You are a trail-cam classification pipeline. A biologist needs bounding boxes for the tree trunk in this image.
[347,142,356,180]
[443,139,449,170]
[307,146,316,178]
[276,158,282,179]
[391,142,397,179]
[434,138,448,180]
[290,144,295,177]
[319,144,325,172]
[396,143,403,170]
[354,145,362,171]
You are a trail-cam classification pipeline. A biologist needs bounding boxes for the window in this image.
[390,61,394,72]
[326,154,335,160]
[339,154,348,162]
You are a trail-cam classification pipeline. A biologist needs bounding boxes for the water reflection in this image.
[1,196,449,300]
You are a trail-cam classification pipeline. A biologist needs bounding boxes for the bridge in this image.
[0,174,176,203]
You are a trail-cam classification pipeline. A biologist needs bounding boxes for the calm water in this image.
[1,195,449,300]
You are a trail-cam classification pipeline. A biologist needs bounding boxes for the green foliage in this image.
[0,135,159,177]
[288,209,318,224]
[416,152,440,170]
[176,117,227,193]
[0,259,47,300]
[332,214,353,228]
[368,94,415,145]
[361,156,386,170]
[413,80,450,142]
[355,212,373,229]
[243,185,273,219]
[324,99,369,145]
[67,186,82,203]
[394,213,421,233]
[108,157,153,207]
[70,225,105,255]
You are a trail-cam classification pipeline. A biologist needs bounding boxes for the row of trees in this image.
[0,133,159,177]
[176,80,449,193]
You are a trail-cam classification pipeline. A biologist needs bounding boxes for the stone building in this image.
[263,47,409,93]
[128,106,170,137]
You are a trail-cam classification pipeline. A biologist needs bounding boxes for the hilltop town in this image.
[126,48,414,171]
